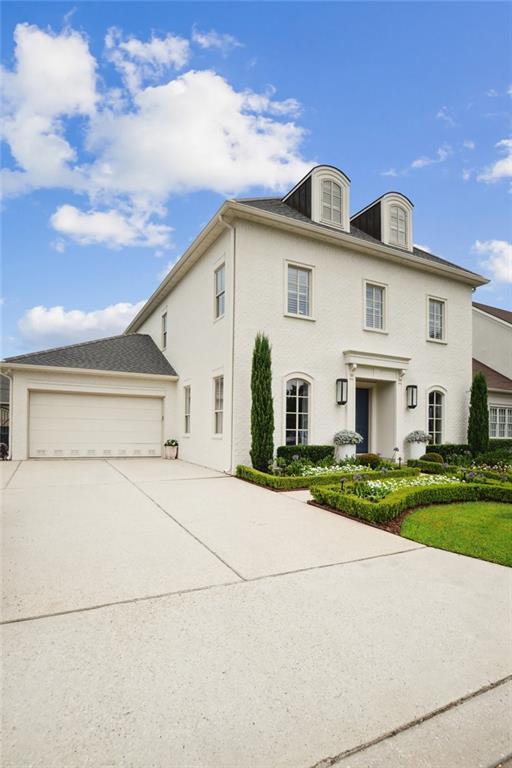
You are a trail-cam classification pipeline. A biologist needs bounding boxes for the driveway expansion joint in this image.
[105,459,246,582]
[308,675,512,768]
[3,460,21,489]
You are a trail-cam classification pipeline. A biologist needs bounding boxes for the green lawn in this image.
[400,502,512,567]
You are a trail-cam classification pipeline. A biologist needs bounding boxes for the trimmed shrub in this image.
[310,481,512,524]
[430,440,512,460]
[468,372,489,455]
[276,444,334,464]
[250,333,274,471]
[407,459,457,474]
[420,452,444,463]
[474,448,512,466]
[236,464,418,491]
[355,453,381,469]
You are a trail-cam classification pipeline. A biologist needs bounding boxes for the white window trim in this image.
[426,385,447,445]
[363,279,388,334]
[161,311,167,350]
[426,295,448,344]
[282,372,314,447]
[213,374,224,438]
[489,403,512,439]
[214,263,226,322]
[284,260,315,321]
[183,384,191,436]
[381,193,413,252]
[311,167,350,232]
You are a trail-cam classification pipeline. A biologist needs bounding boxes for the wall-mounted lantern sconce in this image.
[336,378,348,405]
[406,385,418,409]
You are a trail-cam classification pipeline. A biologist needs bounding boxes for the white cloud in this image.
[411,145,452,169]
[473,240,512,283]
[105,27,190,93]
[86,69,309,199]
[486,88,498,97]
[191,26,242,55]
[477,138,512,184]
[508,85,512,97]
[463,139,475,150]
[50,204,172,248]
[462,168,472,181]
[2,22,310,249]
[436,106,456,126]
[18,301,146,346]
[381,168,399,177]
[1,23,96,194]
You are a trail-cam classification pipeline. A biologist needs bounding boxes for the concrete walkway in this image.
[1,459,511,767]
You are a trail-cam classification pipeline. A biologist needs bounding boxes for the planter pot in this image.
[406,441,428,461]
[164,445,178,460]
[335,444,357,460]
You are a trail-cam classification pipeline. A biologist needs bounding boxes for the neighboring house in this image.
[472,302,512,441]
[2,164,489,469]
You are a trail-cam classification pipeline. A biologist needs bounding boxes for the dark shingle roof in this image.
[3,334,177,376]
[473,358,512,392]
[473,302,512,325]
[236,197,483,278]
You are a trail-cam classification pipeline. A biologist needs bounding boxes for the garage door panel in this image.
[29,392,163,458]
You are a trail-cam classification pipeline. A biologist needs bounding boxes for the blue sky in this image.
[2,1,511,357]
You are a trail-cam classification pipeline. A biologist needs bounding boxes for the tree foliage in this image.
[468,372,489,455]
[250,333,274,471]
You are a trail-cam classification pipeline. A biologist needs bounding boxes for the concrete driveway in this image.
[1,458,511,767]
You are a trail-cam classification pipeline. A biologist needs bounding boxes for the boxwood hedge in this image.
[275,444,334,464]
[236,464,419,491]
[310,481,512,524]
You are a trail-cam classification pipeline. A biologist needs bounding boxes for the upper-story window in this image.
[365,282,386,331]
[390,205,407,247]
[287,263,312,318]
[321,179,342,226]
[214,264,225,320]
[161,312,167,349]
[428,297,446,341]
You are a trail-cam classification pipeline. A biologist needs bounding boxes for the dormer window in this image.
[321,179,342,225]
[390,205,407,247]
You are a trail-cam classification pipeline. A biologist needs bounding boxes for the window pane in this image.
[285,378,310,445]
[288,266,310,316]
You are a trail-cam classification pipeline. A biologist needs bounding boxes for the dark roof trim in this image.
[282,164,351,203]
[473,302,512,326]
[351,191,414,221]
[473,358,512,392]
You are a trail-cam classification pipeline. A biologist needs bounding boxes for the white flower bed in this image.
[299,463,371,477]
[350,474,460,500]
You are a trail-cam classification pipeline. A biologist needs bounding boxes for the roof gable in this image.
[473,302,512,326]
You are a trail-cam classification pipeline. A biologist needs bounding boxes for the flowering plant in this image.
[350,474,460,500]
[405,430,430,444]
[334,430,363,446]
[164,439,179,447]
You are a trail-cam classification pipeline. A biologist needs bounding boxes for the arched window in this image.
[321,179,343,225]
[390,205,407,247]
[428,390,444,444]
[285,378,310,445]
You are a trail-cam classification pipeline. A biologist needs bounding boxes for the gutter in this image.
[0,363,178,382]
[218,214,237,474]
[2,372,13,460]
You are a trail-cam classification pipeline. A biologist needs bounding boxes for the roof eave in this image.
[0,362,178,381]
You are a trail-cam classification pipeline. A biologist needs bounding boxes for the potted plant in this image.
[333,430,363,459]
[164,439,179,460]
[405,430,430,460]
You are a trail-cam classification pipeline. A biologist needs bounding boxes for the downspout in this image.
[217,214,236,474]
[3,371,13,460]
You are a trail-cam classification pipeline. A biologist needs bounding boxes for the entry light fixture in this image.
[406,385,418,409]
[336,378,348,405]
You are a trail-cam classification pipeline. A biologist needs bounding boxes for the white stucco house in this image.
[472,302,512,440]
[3,164,496,470]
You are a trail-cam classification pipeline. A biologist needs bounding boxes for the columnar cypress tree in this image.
[250,333,274,471]
[468,372,489,455]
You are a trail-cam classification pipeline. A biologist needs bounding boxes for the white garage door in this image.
[29,391,163,458]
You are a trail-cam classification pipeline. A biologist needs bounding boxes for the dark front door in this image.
[355,388,370,453]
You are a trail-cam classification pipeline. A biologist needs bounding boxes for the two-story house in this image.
[2,165,488,470]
